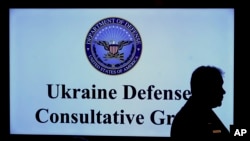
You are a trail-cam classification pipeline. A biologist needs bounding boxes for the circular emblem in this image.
[85,17,142,75]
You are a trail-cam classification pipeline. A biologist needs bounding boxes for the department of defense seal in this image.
[85,17,142,75]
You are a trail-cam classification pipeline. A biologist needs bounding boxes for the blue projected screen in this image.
[9,8,234,137]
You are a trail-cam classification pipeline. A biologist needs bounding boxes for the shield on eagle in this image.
[109,44,119,54]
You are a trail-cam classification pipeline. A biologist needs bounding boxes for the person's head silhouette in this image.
[190,66,226,108]
[170,66,230,138]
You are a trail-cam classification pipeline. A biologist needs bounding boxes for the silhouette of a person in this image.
[170,66,230,139]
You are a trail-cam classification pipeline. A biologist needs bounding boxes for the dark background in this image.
[2,0,248,140]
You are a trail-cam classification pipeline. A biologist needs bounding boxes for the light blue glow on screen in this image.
[10,9,234,137]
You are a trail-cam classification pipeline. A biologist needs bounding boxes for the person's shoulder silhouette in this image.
[170,65,230,139]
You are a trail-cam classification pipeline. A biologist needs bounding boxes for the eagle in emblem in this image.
[95,40,133,61]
